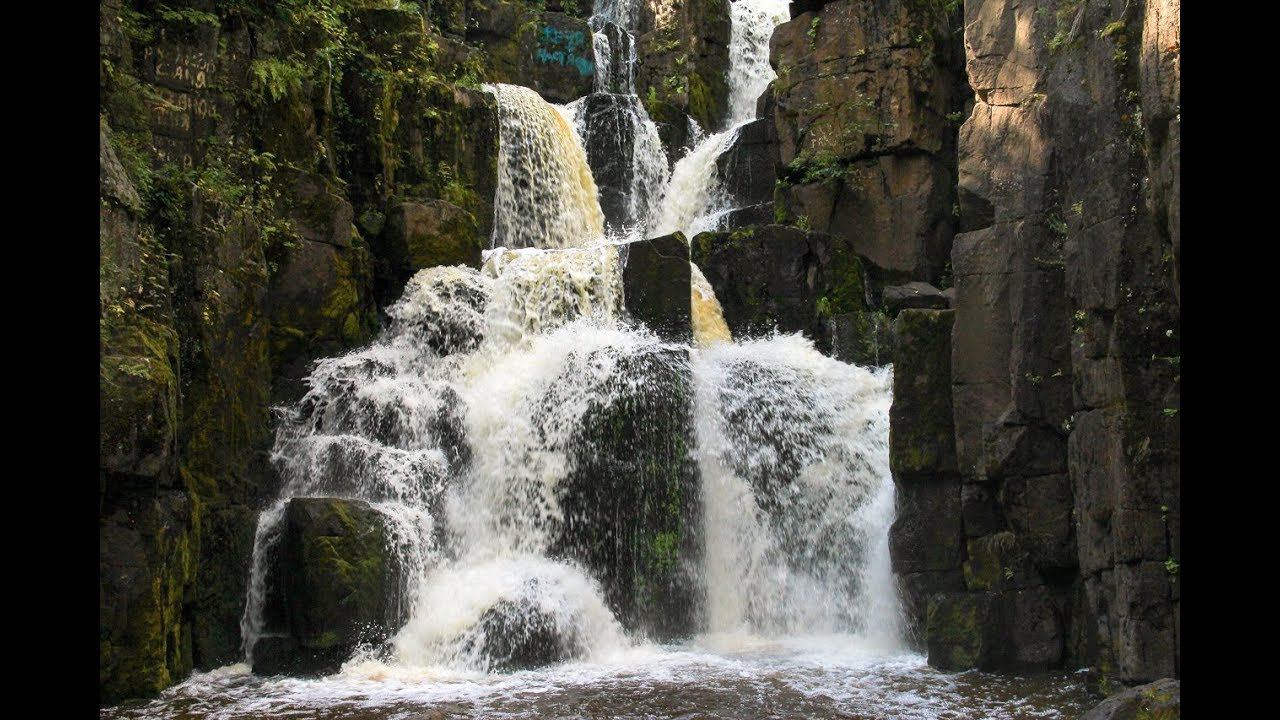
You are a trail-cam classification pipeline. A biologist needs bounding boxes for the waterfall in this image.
[647,0,789,238]
[691,262,732,346]
[488,84,605,249]
[727,0,791,127]
[237,0,901,681]
[693,335,902,646]
[648,127,739,237]
[573,0,669,239]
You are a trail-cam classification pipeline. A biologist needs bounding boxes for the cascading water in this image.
[727,0,791,128]
[649,0,790,238]
[572,0,669,238]
[107,0,1097,716]
[488,83,605,249]
[694,335,902,647]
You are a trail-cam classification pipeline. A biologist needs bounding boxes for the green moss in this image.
[925,594,985,669]
[821,249,868,315]
[962,532,1025,591]
[686,72,716,129]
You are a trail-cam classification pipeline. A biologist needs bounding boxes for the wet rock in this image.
[340,70,499,276]
[890,476,962,576]
[925,592,1005,671]
[383,200,483,279]
[882,282,948,314]
[716,118,779,208]
[692,224,897,362]
[999,474,1076,570]
[577,93,660,229]
[623,232,692,343]
[557,346,700,639]
[99,491,197,704]
[253,498,400,677]
[595,22,634,94]
[825,310,892,367]
[1081,678,1180,720]
[462,598,585,672]
[692,225,818,340]
[718,203,775,230]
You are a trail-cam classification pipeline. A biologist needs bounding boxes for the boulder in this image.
[460,598,585,672]
[556,346,700,639]
[623,232,692,343]
[252,498,401,676]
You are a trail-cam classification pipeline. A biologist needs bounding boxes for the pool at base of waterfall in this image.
[101,643,1093,719]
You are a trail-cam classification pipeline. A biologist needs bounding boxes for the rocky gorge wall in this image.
[891,0,1180,688]
[99,0,1179,705]
[685,0,1179,693]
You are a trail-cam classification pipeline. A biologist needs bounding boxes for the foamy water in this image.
[103,647,1092,720]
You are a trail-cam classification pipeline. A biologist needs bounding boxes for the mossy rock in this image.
[100,311,179,481]
[622,232,693,343]
[925,591,1005,671]
[556,347,700,639]
[254,498,402,676]
[962,532,1040,592]
[889,309,956,475]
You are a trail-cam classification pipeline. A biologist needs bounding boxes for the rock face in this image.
[635,0,732,155]
[690,224,891,365]
[252,498,400,676]
[97,0,563,703]
[716,118,780,210]
[381,200,484,287]
[769,0,966,284]
[1080,678,1179,720]
[556,347,701,640]
[622,232,693,343]
[468,2,597,103]
[887,0,1181,687]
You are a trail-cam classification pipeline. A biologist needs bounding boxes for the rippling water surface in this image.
[103,640,1092,720]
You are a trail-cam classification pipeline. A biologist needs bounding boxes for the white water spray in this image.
[692,335,903,648]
